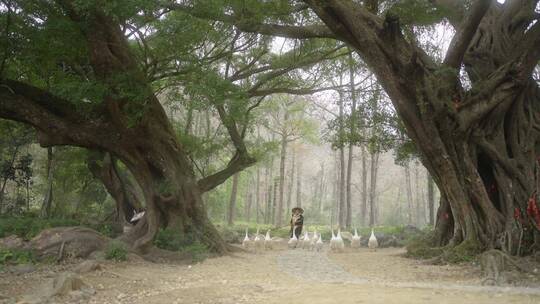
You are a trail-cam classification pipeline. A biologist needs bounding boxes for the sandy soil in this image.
[1,247,540,304]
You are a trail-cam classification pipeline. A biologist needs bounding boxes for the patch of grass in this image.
[0,248,35,265]
[105,241,128,261]
[405,230,443,259]
[442,239,482,263]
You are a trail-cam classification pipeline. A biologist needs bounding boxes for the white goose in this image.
[330,229,337,251]
[242,228,252,249]
[351,228,361,249]
[254,228,264,252]
[315,234,324,252]
[288,232,298,249]
[336,229,345,252]
[264,230,273,250]
[302,231,311,249]
[312,228,319,243]
[368,228,379,250]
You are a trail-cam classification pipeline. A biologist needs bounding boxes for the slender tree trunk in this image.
[272,178,278,226]
[276,114,288,227]
[414,161,421,226]
[0,145,20,214]
[345,144,353,228]
[40,147,54,218]
[368,152,379,227]
[338,89,346,228]
[296,158,302,208]
[318,163,325,214]
[346,52,357,228]
[245,190,252,222]
[227,173,240,226]
[360,147,368,226]
[428,172,435,227]
[405,163,413,225]
[286,147,295,218]
[256,166,260,224]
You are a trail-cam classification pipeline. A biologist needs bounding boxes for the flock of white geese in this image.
[241,227,379,253]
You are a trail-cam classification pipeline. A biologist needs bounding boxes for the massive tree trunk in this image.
[40,147,54,219]
[306,0,540,254]
[0,6,255,253]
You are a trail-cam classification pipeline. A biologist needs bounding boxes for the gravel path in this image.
[277,247,540,296]
[277,249,367,284]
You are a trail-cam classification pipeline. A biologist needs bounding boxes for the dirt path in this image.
[2,247,540,304]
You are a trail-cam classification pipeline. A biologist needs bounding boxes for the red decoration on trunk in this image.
[526,196,540,230]
[514,207,521,220]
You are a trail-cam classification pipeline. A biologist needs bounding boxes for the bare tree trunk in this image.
[368,152,379,227]
[0,145,20,214]
[276,127,287,227]
[245,191,252,222]
[338,90,346,228]
[414,161,421,226]
[360,147,368,226]
[256,166,260,224]
[40,147,54,218]
[318,163,325,214]
[272,178,278,226]
[428,172,435,227]
[346,52,357,229]
[266,184,272,224]
[405,163,413,225]
[227,173,239,226]
[286,147,295,218]
[296,158,302,208]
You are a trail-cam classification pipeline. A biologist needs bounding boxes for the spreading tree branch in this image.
[0,79,113,149]
[443,0,492,69]
[167,2,337,40]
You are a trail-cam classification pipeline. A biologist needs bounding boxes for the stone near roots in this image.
[50,272,87,296]
[7,264,36,275]
[30,227,109,260]
[73,260,101,274]
[0,235,27,250]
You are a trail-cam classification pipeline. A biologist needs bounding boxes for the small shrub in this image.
[0,248,35,265]
[183,241,210,262]
[0,217,80,239]
[155,228,194,251]
[405,230,443,259]
[105,241,128,261]
[154,229,210,262]
[442,239,482,263]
